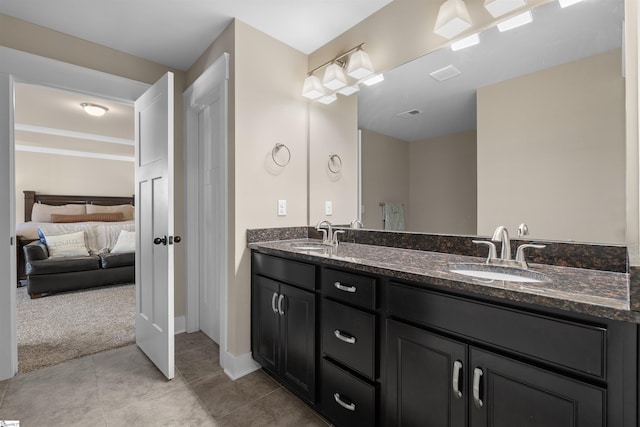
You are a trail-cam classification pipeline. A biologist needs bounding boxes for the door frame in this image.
[183,53,231,374]
[0,46,149,380]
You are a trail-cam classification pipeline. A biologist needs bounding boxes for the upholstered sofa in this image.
[23,241,134,298]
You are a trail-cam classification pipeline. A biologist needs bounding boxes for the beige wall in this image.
[0,13,188,316]
[409,130,476,234]
[309,96,359,226]
[360,129,409,230]
[477,49,625,243]
[15,152,134,223]
[626,0,639,247]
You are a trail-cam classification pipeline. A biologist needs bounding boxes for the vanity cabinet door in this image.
[252,276,280,374]
[385,319,467,427]
[469,347,605,427]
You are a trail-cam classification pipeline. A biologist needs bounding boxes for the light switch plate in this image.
[325,201,333,215]
[278,200,286,216]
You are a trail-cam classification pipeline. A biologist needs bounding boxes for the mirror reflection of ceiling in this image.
[14,84,134,161]
[358,0,624,143]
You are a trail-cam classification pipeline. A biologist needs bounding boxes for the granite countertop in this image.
[249,238,638,323]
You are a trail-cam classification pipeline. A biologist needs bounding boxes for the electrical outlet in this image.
[278,200,286,216]
[325,201,333,216]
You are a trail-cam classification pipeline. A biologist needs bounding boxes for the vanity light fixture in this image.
[323,62,348,90]
[434,0,472,39]
[451,33,480,51]
[558,0,583,7]
[362,73,385,86]
[302,43,379,103]
[484,0,526,18]
[497,10,533,32]
[81,102,108,117]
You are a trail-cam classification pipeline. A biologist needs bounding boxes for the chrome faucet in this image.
[474,225,546,269]
[316,220,333,245]
[350,219,364,229]
[491,226,511,261]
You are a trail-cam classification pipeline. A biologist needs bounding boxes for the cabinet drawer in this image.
[321,358,376,427]
[388,282,606,379]
[252,252,316,291]
[322,268,376,309]
[322,299,376,379]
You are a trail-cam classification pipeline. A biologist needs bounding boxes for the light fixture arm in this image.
[306,43,365,76]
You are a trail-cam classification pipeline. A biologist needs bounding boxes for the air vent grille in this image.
[430,65,462,81]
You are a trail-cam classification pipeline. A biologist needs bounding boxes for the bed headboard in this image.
[24,190,135,222]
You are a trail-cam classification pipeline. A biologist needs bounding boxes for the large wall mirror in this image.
[357,0,625,244]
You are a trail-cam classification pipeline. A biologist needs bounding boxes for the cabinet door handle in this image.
[473,367,484,408]
[452,360,463,399]
[334,329,357,344]
[333,393,356,411]
[334,281,357,293]
[271,292,278,314]
[277,294,285,315]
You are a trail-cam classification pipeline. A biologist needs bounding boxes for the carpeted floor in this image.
[16,283,135,374]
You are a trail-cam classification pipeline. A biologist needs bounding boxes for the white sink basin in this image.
[289,242,332,251]
[449,263,548,283]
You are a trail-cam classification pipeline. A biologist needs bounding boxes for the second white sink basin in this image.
[449,263,549,283]
[289,242,332,251]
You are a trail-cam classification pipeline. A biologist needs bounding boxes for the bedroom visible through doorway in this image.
[13,83,136,373]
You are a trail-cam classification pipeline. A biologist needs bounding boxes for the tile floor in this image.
[0,332,329,426]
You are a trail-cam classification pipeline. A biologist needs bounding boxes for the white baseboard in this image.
[222,351,261,380]
[174,316,186,334]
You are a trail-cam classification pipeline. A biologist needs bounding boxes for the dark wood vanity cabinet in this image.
[251,253,317,403]
[251,250,638,427]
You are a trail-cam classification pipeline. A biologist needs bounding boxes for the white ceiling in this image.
[358,0,624,142]
[0,0,392,71]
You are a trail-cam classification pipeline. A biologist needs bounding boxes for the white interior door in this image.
[135,72,175,380]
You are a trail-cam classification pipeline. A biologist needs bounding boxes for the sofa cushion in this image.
[100,252,135,269]
[27,255,101,276]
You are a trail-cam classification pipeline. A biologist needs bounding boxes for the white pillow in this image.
[87,204,134,221]
[111,230,135,253]
[44,231,90,258]
[31,203,87,222]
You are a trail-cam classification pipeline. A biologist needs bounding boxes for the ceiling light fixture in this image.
[302,43,380,103]
[484,0,526,17]
[434,0,472,39]
[81,103,108,117]
[451,33,480,51]
[497,10,533,32]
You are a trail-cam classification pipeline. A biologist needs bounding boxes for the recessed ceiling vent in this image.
[396,109,424,119]
[430,65,462,81]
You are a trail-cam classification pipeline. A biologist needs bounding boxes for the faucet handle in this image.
[472,240,497,263]
[332,230,345,245]
[317,228,328,242]
[515,243,546,266]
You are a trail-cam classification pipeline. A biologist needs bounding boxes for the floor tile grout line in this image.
[178,366,222,423]
[90,354,110,427]
[215,385,284,421]
[0,381,7,409]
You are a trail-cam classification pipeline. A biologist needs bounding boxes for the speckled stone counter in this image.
[249,238,637,323]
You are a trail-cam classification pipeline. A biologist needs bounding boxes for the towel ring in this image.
[328,153,342,173]
[272,143,291,167]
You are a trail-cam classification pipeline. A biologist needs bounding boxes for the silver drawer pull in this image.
[473,367,484,408]
[271,292,278,314]
[334,329,357,344]
[277,294,285,315]
[334,393,356,411]
[334,281,357,293]
[452,360,463,399]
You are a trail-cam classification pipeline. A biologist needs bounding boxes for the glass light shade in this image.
[302,75,324,100]
[81,103,108,117]
[559,0,583,7]
[347,50,374,79]
[322,63,347,90]
[362,73,384,86]
[434,0,472,40]
[317,94,337,105]
[484,0,526,17]
[497,10,533,32]
[337,85,360,96]
[451,33,480,51]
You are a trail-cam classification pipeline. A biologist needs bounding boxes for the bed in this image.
[16,190,135,282]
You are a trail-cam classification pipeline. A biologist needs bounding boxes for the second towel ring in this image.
[328,153,342,173]
[272,143,291,167]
